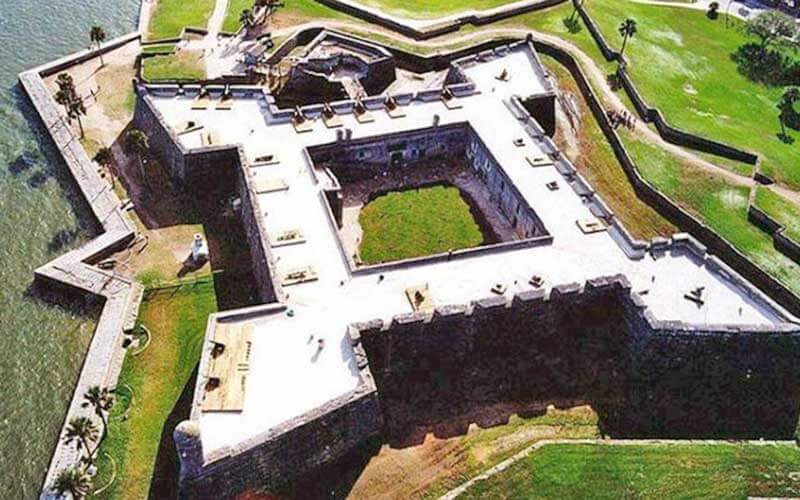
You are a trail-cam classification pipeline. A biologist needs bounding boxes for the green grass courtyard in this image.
[358,184,486,264]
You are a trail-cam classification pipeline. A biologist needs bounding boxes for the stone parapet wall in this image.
[532,39,800,317]
[20,49,144,497]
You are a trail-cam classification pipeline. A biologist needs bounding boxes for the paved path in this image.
[439,437,799,498]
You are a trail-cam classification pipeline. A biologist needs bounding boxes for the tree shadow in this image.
[731,43,800,87]
[562,16,582,34]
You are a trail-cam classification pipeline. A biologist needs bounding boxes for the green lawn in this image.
[755,187,800,241]
[141,51,206,82]
[92,279,218,499]
[141,43,177,56]
[358,185,485,264]
[574,0,798,186]
[502,0,799,185]
[222,0,254,33]
[146,0,216,41]
[357,0,518,19]
[460,443,800,498]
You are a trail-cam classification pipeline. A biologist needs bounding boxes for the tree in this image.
[63,417,99,464]
[51,467,92,499]
[125,129,149,181]
[778,87,800,138]
[240,8,255,30]
[94,146,115,187]
[82,385,114,447]
[707,1,720,19]
[745,10,796,50]
[618,18,638,58]
[54,72,87,138]
[90,25,107,66]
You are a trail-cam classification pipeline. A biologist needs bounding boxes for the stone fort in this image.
[131,31,800,499]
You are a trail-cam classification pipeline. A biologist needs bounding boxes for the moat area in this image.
[0,0,138,496]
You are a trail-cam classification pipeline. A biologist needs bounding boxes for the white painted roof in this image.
[149,44,794,455]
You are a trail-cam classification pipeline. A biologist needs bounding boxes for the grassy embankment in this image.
[460,443,800,498]
[754,187,800,241]
[92,278,218,499]
[512,0,799,184]
[358,185,484,264]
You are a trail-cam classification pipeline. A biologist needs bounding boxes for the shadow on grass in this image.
[148,366,198,500]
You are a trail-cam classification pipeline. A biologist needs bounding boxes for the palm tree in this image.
[618,18,638,58]
[94,146,115,188]
[82,385,114,446]
[51,467,92,499]
[90,26,107,66]
[778,87,800,138]
[240,8,255,31]
[63,416,100,464]
[125,129,149,181]
[67,97,87,138]
[54,72,87,137]
[55,73,76,116]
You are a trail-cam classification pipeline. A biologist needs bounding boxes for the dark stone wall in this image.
[133,92,187,184]
[180,390,384,499]
[356,276,800,441]
[521,94,556,137]
[236,155,282,303]
[309,123,468,182]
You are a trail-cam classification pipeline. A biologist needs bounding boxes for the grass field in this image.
[141,51,205,82]
[222,0,253,33]
[558,0,798,186]
[460,443,800,498]
[146,0,216,41]
[92,280,218,499]
[755,187,800,241]
[358,185,485,264]
[621,130,800,294]
[357,0,517,19]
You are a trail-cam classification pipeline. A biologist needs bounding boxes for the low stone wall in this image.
[571,0,759,165]
[315,0,566,40]
[532,39,800,317]
[20,45,145,497]
[354,275,800,441]
[748,204,800,265]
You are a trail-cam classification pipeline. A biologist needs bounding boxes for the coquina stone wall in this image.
[353,274,800,442]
